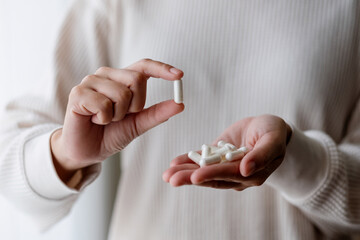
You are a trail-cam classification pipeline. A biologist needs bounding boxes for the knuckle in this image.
[69,85,84,98]
[160,62,170,71]
[125,115,140,139]
[81,75,96,85]
[139,58,152,65]
[96,66,110,74]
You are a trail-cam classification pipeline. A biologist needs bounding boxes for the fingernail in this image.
[170,67,182,75]
[247,162,256,176]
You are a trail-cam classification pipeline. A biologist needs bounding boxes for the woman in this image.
[1,0,359,239]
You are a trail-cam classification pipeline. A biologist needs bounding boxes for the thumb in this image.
[129,100,184,136]
[240,133,285,177]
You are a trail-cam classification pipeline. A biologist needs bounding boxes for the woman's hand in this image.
[163,115,292,191]
[51,59,184,181]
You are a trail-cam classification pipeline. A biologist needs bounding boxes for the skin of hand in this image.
[51,59,185,182]
[163,115,292,191]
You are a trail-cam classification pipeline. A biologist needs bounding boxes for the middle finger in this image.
[95,68,147,113]
[191,161,243,184]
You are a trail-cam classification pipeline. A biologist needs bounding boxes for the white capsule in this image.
[239,146,248,152]
[225,147,248,161]
[173,79,183,104]
[201,144,211,158]
[188,151,201,165]
[224,143,236,151]
[200,154,222,167]
[210,145,220,152]
[213,146,232,155]
[217,140,226,148]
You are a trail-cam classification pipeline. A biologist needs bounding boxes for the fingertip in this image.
[190,172,203,184]
[242,161,256,177]
[239,153,253,176]
[162,170,171,182]
[164,100,184,117]
[169,67,184,78]
[174,102,185,112]
[169,176,182,187]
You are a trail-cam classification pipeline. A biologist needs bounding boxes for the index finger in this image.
[94,59,184,113]
[240,132,286,177]
[95,59,183,82]
[126,58,184,80]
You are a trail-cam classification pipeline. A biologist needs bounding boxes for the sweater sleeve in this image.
[0,0,117,231]
[267,96,360,236]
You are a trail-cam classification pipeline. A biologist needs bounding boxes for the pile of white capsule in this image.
[188,140,248,167]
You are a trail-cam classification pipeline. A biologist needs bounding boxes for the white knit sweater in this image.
[0,0,359,239]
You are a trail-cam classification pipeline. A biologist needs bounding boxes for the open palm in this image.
[163,115,292,191]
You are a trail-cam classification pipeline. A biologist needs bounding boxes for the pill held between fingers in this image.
[201,144,211,158]
[188,151,201,165]
[173,79,183,104]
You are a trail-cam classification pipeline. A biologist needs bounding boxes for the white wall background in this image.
[0,1,120,239]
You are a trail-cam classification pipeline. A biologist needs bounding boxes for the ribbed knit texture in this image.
[0,0,359,239]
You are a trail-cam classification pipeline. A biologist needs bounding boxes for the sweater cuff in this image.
[24,129,101,200]
[266,125,331,203]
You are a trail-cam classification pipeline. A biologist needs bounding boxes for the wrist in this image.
[50,129,77,183]
[266,127,330,202]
